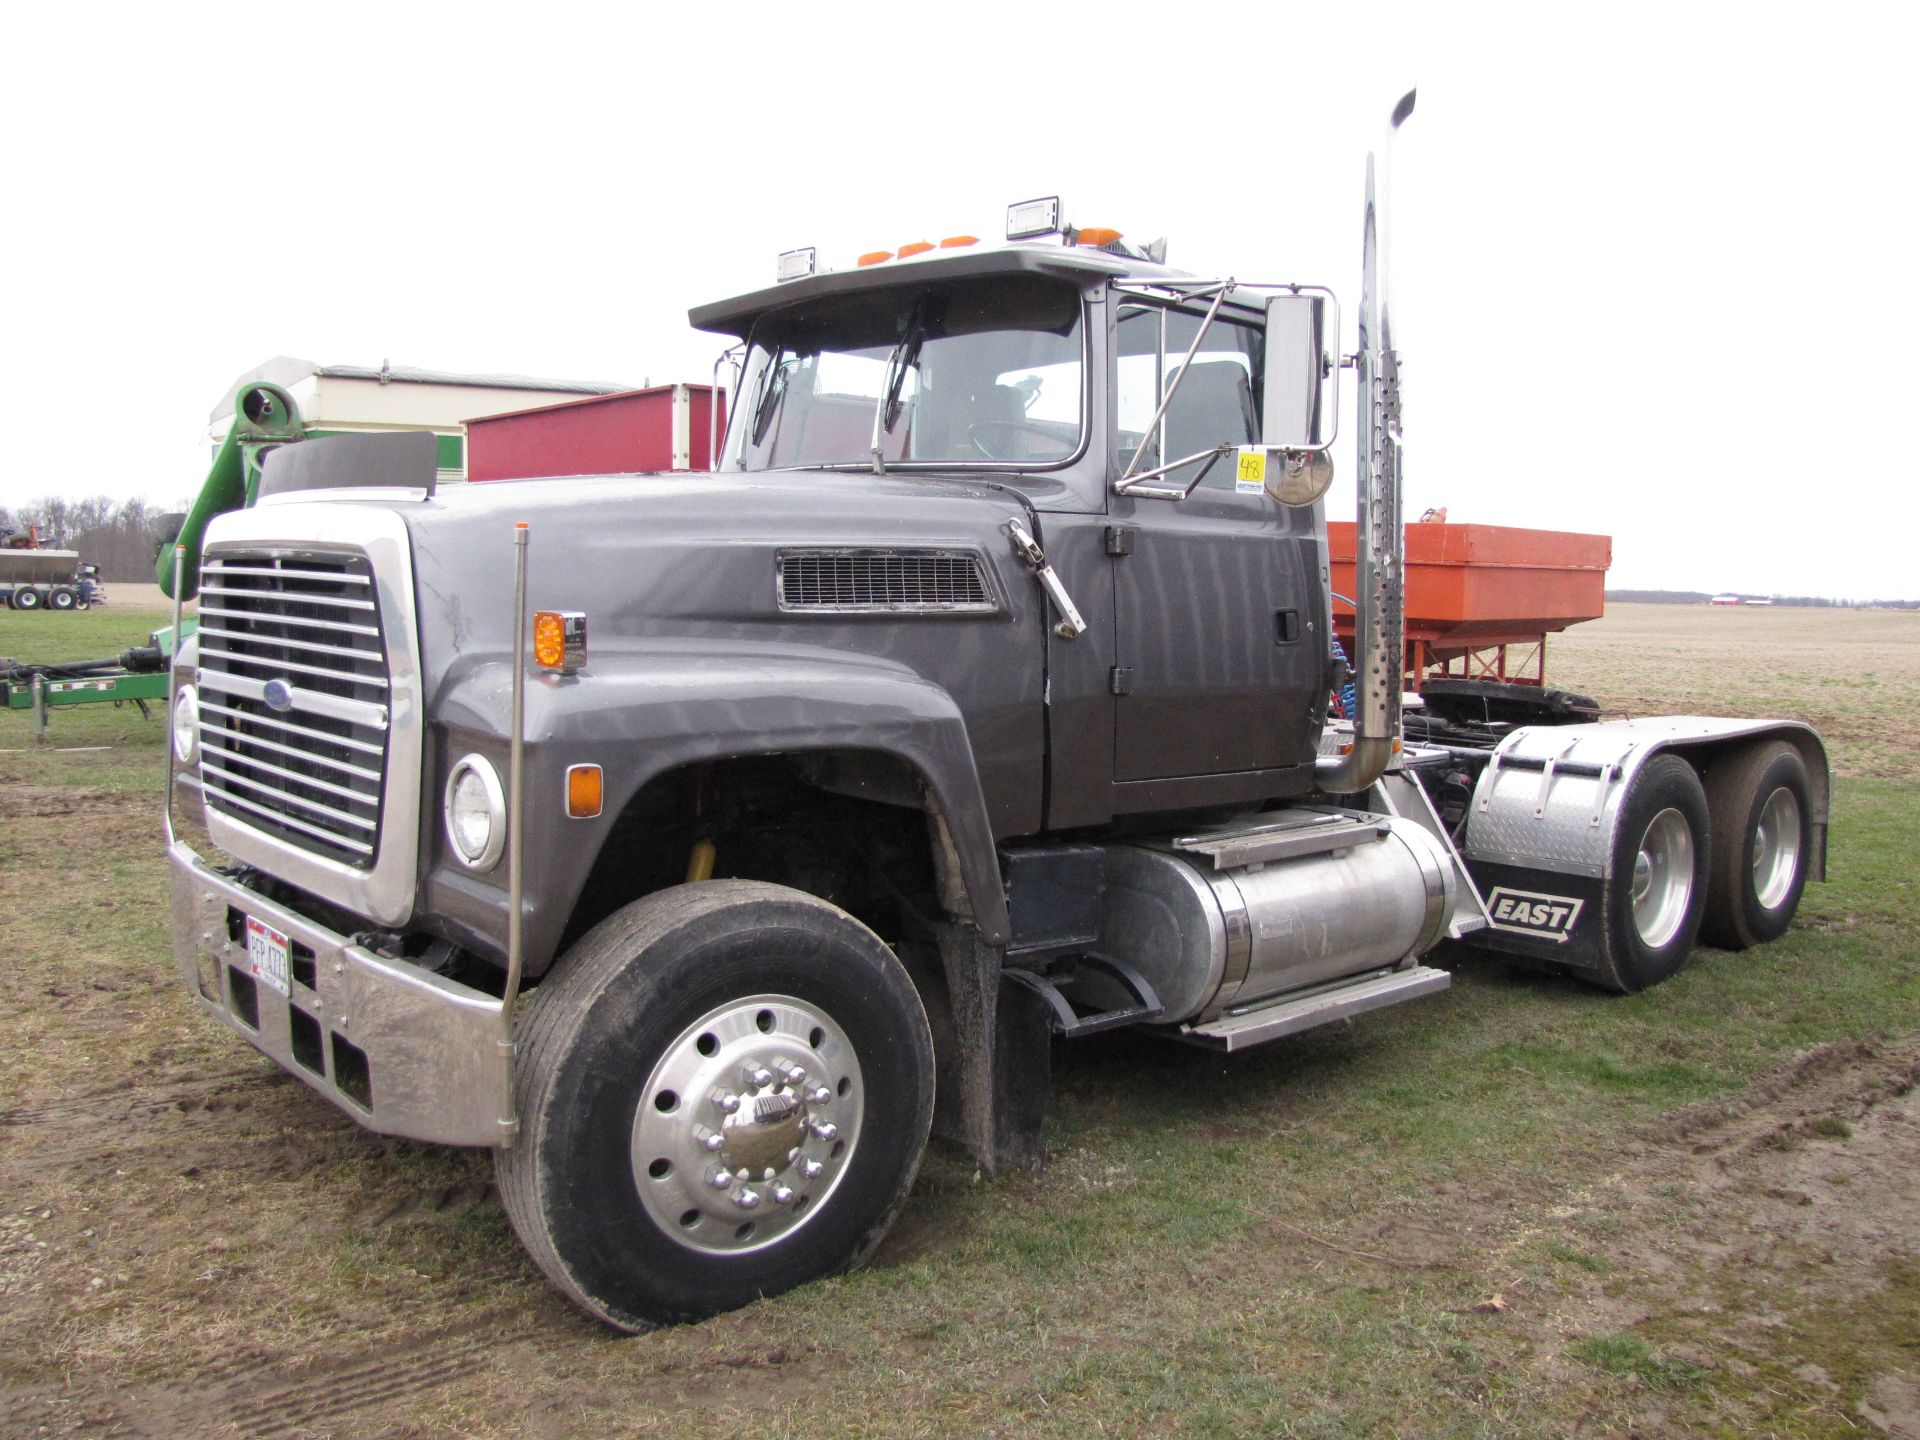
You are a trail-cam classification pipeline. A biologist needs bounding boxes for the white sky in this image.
[4,2,1914,599]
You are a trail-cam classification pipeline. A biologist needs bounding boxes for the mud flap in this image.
[928,925,1051,1176]
[1459,860,1607,978]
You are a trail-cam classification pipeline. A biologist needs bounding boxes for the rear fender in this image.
[1459,717,1830,967]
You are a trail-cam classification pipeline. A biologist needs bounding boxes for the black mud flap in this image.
[1458,860,1608,977]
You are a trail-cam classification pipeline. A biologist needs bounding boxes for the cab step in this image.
[1002,953,1165,1038]
[1175,964,1451,1052]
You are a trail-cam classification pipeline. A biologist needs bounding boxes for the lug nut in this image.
[735,1189,762,1210]
[711,1089,740,1114]
[771,1183,795,1205]
[707,1170,733,1191]
[747,1065,774,1089]
[807,1085,832,1105]
[695,1126,725,1153]
[801,1158,824,1179]
[807,1119,838,1142]
[780,1062,807,1085]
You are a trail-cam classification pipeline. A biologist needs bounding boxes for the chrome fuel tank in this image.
[1097,810,1455,1025]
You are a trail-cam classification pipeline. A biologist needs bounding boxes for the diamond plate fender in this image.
[1457,717,1829,967]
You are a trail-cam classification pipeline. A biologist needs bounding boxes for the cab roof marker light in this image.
[939,235,979,248]
[776,247,816,283]
[1006,196,1062,241]
[897,240,935,258]
[857,250,894,267]
[1076,225,1123,248]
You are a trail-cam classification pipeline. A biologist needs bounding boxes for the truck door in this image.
[1109,303,1324,786]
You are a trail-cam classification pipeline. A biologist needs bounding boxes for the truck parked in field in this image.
[1,527,101,611]
[162,94,1827,1330]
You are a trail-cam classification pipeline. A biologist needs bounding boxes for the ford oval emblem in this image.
[262,678,295,713]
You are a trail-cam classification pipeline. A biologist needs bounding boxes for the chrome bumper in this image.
[169,840,512,1147]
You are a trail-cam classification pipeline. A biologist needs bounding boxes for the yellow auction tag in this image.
[1235,447,1267,493]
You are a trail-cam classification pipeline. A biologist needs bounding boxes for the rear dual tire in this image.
[1593,755,1711,993]
[1701,741,1813,951]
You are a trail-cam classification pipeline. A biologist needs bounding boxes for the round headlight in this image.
[171,684,199,766]
[444,754,506,870]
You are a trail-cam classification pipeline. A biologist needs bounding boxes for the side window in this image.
[1114,306,1264,492]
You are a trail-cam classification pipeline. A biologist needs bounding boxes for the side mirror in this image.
[1261,290,1338,451]
[1255,290,1339,506]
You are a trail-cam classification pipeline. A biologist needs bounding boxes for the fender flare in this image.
[432,644,1013,967]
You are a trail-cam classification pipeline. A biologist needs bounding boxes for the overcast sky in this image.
[4,3,1914,599]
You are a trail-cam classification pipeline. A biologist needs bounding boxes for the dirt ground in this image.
[3,601,1916,1437]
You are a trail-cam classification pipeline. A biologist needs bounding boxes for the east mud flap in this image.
[1461,860,1607,976]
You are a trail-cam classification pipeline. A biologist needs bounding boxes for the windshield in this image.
[723,275,1085,470]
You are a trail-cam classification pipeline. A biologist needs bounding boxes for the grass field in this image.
[2,601,1916,1438]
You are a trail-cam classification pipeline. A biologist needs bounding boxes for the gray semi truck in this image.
[163,94,1827,1330]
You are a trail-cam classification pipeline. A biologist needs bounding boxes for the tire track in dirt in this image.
[1,1069,265,1129]
[123,1323,504,1439]
[0,1328,506,1440]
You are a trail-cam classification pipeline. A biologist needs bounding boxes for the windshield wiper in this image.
[870,302,928,476]
[749,357,792,449]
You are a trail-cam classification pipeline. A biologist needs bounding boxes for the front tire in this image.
[497,881,935,1331]
[1592,754,1710,993]
[1701,741,1812,950]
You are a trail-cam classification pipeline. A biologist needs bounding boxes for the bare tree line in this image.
[0,496,187,583]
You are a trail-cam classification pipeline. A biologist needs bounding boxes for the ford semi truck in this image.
[162,94,1827,1330]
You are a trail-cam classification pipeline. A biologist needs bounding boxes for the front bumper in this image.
[170,840,512,1147]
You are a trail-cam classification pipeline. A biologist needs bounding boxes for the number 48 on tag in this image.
[1235,447,1267,494]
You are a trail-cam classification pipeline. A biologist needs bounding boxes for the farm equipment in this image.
[3,638,177,738]
[1,527,104,612]
[0,388,302,736]
[160,91,1829,1332]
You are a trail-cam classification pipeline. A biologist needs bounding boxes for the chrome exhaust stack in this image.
[1317,88,1415,795]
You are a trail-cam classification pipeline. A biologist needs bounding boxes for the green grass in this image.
[0,600,180,782]
[3,602,1918,1438]
[1570,1332,1707,1389]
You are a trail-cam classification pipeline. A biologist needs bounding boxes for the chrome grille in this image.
[195,552,390,868]
[777,550,994,613]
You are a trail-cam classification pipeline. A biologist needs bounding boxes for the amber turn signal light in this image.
[533,610,587,674]
[566,763,603,819]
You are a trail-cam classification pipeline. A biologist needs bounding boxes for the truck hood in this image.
[387,467,1028,655]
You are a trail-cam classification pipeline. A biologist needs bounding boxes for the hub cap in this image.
[630,994,862,1256]
[1751,786,1802,911]
[1630,806,1694,949]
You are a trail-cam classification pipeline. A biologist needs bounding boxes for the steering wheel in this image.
[966,419,1067,462]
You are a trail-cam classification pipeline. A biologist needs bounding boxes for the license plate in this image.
[245,915,291,998]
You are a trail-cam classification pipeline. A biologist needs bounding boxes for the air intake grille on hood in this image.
[778,550,996,613]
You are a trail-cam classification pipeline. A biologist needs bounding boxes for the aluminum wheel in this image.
[1751,785,1803,911]
[630,993,863,1257]
[1630,806,1695,950]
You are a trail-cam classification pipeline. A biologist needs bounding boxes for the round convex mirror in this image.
[1266,449,1335,507]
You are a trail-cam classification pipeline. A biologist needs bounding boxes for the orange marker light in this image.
[1076,226,1123,247]
[533,610,587,674]
[939,235,979,248]
[857,250,894,267]
[566,764,603,819]
[896,240,935,258]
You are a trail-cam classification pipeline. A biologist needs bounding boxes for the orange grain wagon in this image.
[1328,522,1611,688]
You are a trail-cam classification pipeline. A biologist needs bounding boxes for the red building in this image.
[466,384,726,481]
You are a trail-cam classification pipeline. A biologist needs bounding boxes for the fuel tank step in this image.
[1001,954,1165,1038]
[1174,964,1451,1052]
